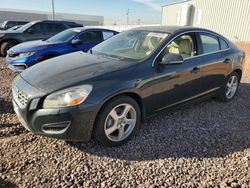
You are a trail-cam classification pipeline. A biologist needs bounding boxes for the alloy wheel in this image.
[104,103,137,142]
[225,75,238,99]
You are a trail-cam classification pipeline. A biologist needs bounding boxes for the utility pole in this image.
[137,19,141,25]
[52,0,55,20]
[126,9,130,25]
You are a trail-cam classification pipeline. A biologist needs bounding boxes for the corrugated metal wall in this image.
[162,0,250,41]
[192,0,250,41]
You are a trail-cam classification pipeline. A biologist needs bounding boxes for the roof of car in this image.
[68,27,118,32]
[28,20,79,24]
[132,26,208,34]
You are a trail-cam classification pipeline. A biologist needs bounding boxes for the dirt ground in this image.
[0,47,250,187]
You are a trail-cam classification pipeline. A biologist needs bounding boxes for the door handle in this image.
[191,67,200,74]
[224,58,231,64]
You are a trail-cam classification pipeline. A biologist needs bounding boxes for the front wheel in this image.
[218,72,240,102]
[94,96,141,147]
[0,42,16,57]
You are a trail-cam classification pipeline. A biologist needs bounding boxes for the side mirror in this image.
[71,39,82,45]
[27,28,34,34]
[161,53,183,65]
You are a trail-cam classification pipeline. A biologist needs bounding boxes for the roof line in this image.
[0,8,103,18]
[161,0,192,7]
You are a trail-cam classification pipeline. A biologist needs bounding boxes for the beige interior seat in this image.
[146,37,158,55]
[178,39,192,58]
[168,41,179,54]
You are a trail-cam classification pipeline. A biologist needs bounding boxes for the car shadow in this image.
[0,178,16,188]
[0,98,27,137]
[0,98,14,114]
[71,83,250,161]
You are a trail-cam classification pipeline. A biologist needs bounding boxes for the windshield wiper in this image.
[102,54,123,61]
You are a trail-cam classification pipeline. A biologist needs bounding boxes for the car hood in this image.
[21,51,135,93]
[10,40,64,53]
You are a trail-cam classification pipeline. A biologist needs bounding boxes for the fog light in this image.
[42,121,71,134]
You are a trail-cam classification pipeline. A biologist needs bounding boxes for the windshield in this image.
[7,25,21,31]
[92,30,168,60]
[1,21,7,28]
[47,29,80,43]
[18,22,36,32]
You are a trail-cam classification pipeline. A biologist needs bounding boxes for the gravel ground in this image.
[0,57,250,188]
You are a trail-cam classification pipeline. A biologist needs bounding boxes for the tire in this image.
[94,95,141,147]
[218,72,240,102]
[0,42,16,57]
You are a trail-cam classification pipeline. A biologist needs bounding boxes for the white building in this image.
[0,8,104,26]
[162,0,250,41]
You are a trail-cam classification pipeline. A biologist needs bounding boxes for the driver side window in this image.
[78,31,103,44]
[28,24,41,33]
[162,33,196,60]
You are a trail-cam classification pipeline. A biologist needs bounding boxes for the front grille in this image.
[7,51,19,58]
[12,85,28,108]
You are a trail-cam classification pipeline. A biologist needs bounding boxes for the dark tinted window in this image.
[78,31,103,43]
[6,22,17,29]
[219,38,229,50]
[200,34,220,54]
[17,21,27,25]
[68,24,81,28]
[40,23,66,33]
[29,23,41,33]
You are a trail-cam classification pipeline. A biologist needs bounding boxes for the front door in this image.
[152,33,204,111]
[76,30,104,52]
[22,23,47,41]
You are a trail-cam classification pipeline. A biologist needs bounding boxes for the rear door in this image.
[197,32,231,93]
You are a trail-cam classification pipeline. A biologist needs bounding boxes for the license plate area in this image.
[13,101,30,131]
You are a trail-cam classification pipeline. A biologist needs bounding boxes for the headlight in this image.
[43,85,93,108]
[17,52,35,58]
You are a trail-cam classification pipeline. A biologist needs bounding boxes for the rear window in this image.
[200,34,220,54]
[219,38,229,50]
[46,23,66,33]
[103,31,115,40]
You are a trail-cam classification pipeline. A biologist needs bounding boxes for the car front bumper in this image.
[12,75,99,142]
[6,56,29,72]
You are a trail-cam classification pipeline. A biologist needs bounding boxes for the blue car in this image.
[6,27,118,72]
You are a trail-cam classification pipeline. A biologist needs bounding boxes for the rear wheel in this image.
[94,96,141,147]
[0,41,16,57]
[218,72,240,102]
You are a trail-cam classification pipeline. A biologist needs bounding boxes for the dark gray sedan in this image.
[12,26,244,146]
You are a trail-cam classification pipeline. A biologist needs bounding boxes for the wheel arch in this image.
[230,69,242,81]
[0,38,21,46]
[98,92,145,120]
[91,91,145,140]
